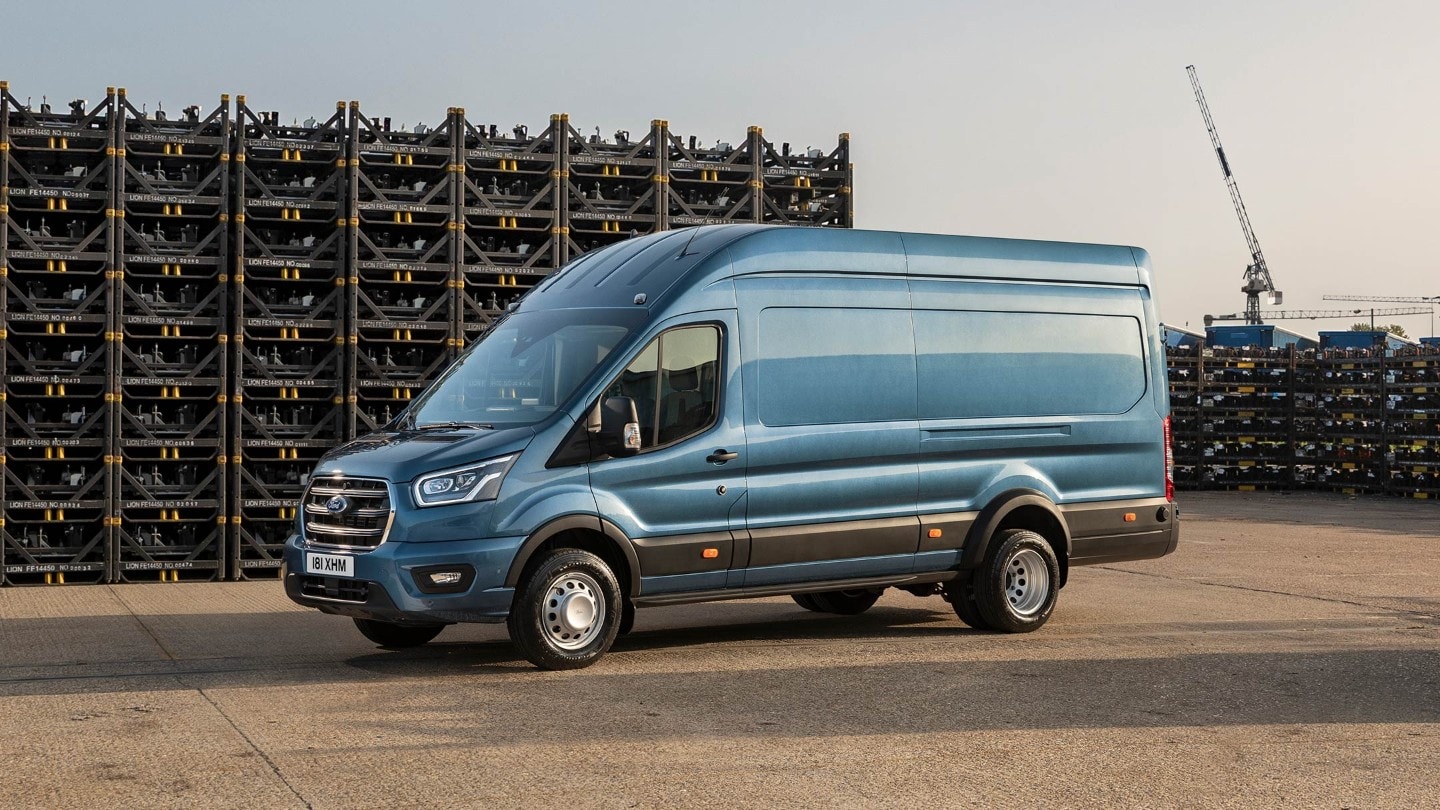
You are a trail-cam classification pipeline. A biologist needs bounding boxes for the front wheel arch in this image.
[503,515,642,598]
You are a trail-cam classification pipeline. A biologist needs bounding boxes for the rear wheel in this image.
[353,618,446,649]
[508,548,622,670]
[972,529,1060,633]
[807,588,883,615]
[942,574,992,630]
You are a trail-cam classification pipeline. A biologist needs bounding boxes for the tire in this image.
[807,588,883,615]
[972,529,1060,633]
[617,599,636,636]
[507,548,622,670]
[942,573,993,631]
[352,618,446,649]
[791,593,824,612]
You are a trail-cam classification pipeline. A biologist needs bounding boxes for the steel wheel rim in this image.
[1004,548,1049,616]
[541,571,606,650]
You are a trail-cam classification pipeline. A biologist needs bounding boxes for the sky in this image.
[5,0,1439,338]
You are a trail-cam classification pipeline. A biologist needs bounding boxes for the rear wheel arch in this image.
[962,491,1071,587]
[504,516,641,598]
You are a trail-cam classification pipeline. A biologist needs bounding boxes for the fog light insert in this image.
[412,564,476,594]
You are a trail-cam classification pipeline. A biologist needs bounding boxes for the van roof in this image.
[525,224,1151,311]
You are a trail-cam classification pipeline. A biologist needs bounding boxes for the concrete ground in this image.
[1,491,1437,809]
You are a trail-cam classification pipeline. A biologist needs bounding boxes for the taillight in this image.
[1162,415,1175,502]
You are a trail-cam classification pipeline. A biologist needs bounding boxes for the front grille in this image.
[300,575,371,603]
[302,476,393,550]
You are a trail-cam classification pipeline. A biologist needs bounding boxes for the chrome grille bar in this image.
[301,475,393,550]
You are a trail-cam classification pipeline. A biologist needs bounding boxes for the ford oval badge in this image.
[325,495,350,514]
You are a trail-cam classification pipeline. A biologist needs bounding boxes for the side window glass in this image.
[607,325,720,450]
[657,326,720,446]
[610,340,659,446]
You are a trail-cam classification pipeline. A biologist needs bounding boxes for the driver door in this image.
[587,312,747,595]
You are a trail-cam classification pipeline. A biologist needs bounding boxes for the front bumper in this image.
[283,532,525,624]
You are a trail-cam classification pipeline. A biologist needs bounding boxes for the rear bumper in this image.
[1067,498,1179,566]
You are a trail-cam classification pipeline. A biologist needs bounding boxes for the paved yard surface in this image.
[1,492,1437,808]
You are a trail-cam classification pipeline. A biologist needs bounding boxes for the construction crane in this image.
[1187,65,1280,325]
[1204,306,1428,326]
[1323,294,1440,335]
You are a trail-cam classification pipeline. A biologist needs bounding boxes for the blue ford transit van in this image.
[284,225,1178,669]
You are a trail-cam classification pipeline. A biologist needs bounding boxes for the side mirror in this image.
[590,396,642,457]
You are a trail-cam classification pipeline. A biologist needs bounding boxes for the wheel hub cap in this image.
[542,572,605,650]
[1004,548,1050,616]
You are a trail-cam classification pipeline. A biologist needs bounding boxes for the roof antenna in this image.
[678,226,701,258]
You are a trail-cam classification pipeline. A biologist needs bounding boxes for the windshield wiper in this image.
[414,421,495,431]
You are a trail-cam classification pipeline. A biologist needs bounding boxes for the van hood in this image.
[312,424,541,484]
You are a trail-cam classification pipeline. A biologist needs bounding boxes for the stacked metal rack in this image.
[1167,340,1440,499]
[2,81,855,585]
[1164,344,1205,487]
[1385,346,1440,498]
[561,115,661,260]
[347,103,460,435]
[454,113,562,343]
[756,131,852,228]
[1195,346,1300,490]
[111,90,232,582]
[1311,349,1387,494]
[229,99,352,578]
[1,85,117,585]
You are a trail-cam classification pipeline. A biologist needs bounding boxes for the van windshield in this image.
[404,308,643,430]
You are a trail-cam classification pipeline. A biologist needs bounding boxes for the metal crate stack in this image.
[1313,348,1386,494]
[1,85,117,585]
[561,115,662,259]
[112,90,232,582]
[661,125,758,233]
[1383,346,1440,498]
[2,81,855,586]
[229,99,350,579]
[756,131,852,228]
[454,112,562,342]
[1165,343,1204,487]
[1195,346,1298,490]
[346,104,459,434]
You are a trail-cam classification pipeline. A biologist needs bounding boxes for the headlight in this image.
[412,455,517,507]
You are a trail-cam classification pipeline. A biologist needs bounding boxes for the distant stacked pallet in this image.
[1384,346,1440,499]
[1195,347,1298,490]
[1164,344,1204,488]
[112,90,231,582]
[1,86,116,585]
[1312,348,1385,494]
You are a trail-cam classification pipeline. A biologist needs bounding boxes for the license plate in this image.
[305,552,354,578]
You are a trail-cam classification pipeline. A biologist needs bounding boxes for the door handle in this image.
[706,449,739,464]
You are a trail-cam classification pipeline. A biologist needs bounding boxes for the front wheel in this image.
[508,548,622,670]
[972,529,1060,633]
[353,618,446,649]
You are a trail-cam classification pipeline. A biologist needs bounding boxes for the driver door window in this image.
[607,325,720,450]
